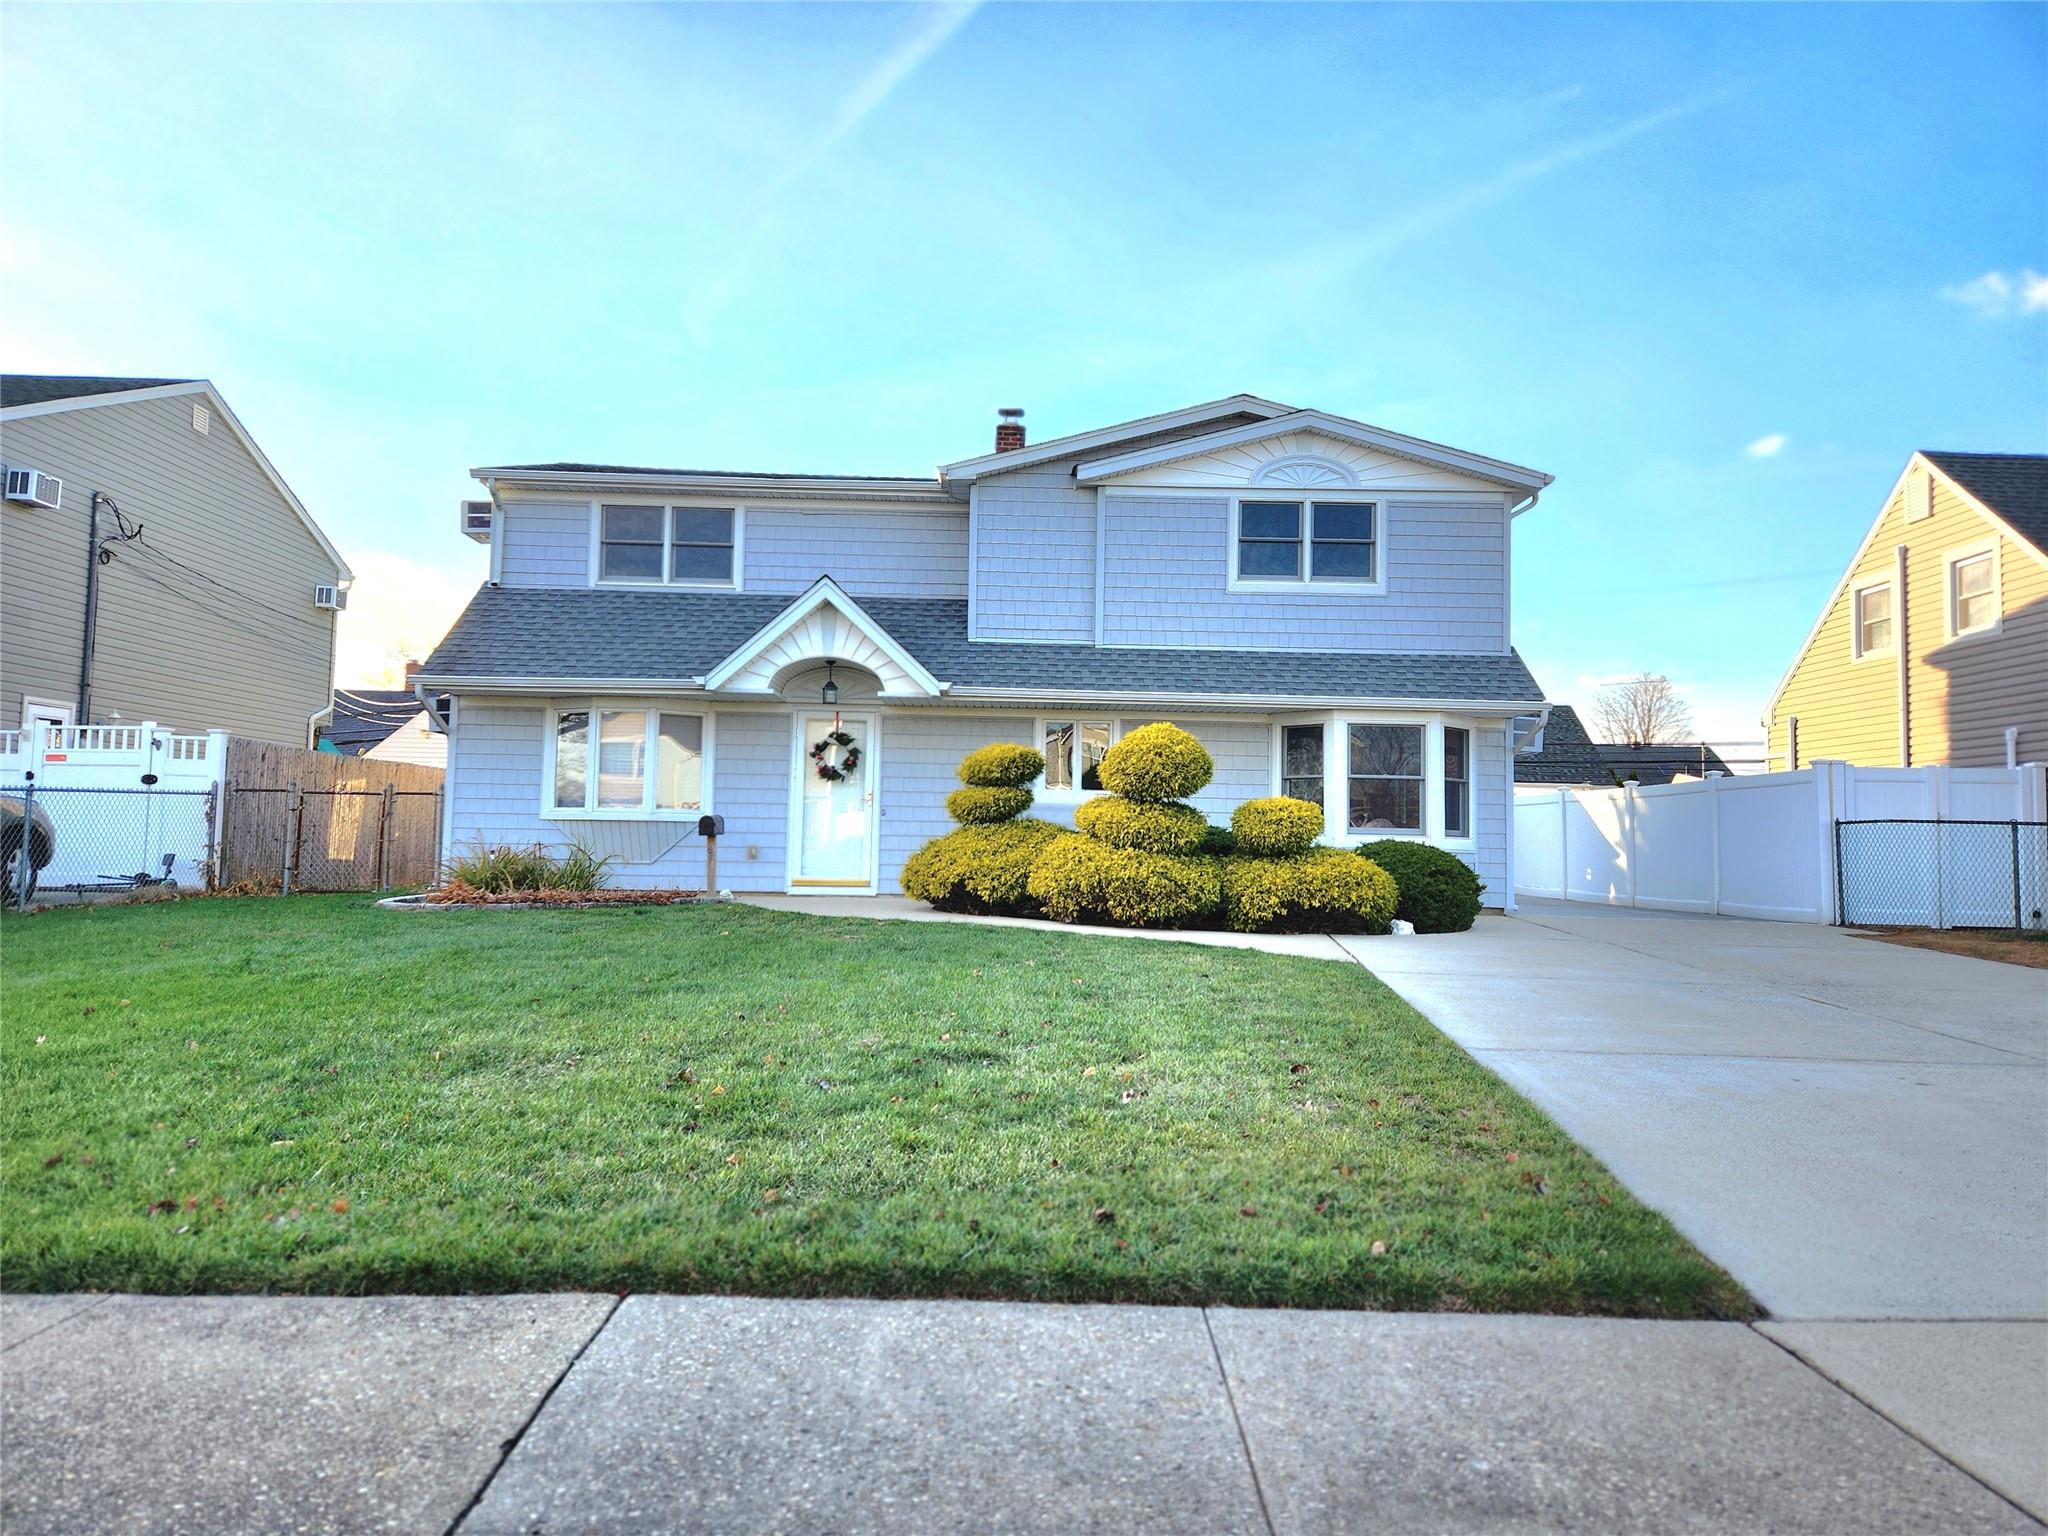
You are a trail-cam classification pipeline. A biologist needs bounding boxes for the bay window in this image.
[1281,724,1324,804]
[599,504,737,587]
[1442,727,1470,838]
[548,705,707,816]
[1043,719,1113,793]
[1347,724,1423,832]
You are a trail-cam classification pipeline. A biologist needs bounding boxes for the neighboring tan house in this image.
[423,395,1554,899]
[1764,451,2048,771]
[0,375,351,745]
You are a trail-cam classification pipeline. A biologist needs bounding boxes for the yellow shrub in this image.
[946,785,1033,825]
[1097,723,1213,804]
[1221,850,1397,934]
[958,742,1046,789]
[901,819,1063,913]
[1026,834,1222,927]
[1073,796,1210,854]
[1230,796,1324,857]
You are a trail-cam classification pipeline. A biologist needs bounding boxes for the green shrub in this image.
[441,842,612,894]
[1026,834,1222,927]
[1230,796,1324,857]
[1197,825,1238,857]
[958,742,1046,789]
[1097,723,1213,804]
[946,785,1033,825]
[1073,796,1210,854]
[901,819,1063,913]
[1221,849,1397,934]
[1356,839,1485,933]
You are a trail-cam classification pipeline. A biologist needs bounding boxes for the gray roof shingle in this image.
[324,689,423,754]
[1,374,197,408]
[484,462,933,484]
[1922,451,2048,554]
[1513,704,1613,785]
[421,587,1546,706]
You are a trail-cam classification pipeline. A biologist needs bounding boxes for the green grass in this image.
[0,897,1750,1315]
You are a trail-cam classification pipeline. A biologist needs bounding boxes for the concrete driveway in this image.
[1340,899,2048,1517]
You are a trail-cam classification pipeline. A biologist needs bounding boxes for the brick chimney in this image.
[995,407,1025,453]
[403,659,422,685]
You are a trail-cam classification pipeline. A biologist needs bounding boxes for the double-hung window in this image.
[550,706,706,815]
[1441,727,1470,838]
[1347,724,1423,832]
[599,504,737,586]
[1281,724,1324,805]
[1949,548,1997,637]
[1852,582,1894,658]
[1043,720,1113,793]
[1234,500,1379,588]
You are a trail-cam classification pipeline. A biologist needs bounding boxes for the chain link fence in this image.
[217,785,442,893]
[1836,819,2048,930]
[2,783,219,907]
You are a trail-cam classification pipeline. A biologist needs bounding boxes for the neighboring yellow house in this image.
[1765,452,2047,771]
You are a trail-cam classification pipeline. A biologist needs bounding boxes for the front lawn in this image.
[1,898,1748,1315]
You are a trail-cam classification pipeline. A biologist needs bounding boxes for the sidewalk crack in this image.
[1203,1308,1278,1536]
[444,1292,624,1536]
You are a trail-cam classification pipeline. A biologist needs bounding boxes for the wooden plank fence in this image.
[218,740,443,891]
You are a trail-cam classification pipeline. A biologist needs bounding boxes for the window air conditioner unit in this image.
[3,466,62,509]
[461,500,494,542]
[314,583,347,611]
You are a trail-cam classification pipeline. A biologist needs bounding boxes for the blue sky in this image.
[4,3,2043,739]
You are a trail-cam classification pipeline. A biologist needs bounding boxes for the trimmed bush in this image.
[1357,839,1484,933]
[1221,849,1397,935]
[1073,796,1210,854]
[901,819,1063,913]
[958,742,1046,789]
[1097,723,1213,804]
[1230,796,1324,857]
[1027,834,1222,927]
[1197,825,1238,857]
[946,785,1034,826]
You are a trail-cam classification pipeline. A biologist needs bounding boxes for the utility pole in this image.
[77,491,143,725]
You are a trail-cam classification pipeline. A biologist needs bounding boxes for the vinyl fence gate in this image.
[1834,819,2048,930]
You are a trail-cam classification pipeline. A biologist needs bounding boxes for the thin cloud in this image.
[1745,433,1787,458]
[1941,268,2048,319]
[1273,86,1746,283]
[760,2,980,202]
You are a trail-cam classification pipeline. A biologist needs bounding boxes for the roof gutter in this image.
[473,469,951,503]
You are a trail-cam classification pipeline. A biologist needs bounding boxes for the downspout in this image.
[1894,543,1910,767]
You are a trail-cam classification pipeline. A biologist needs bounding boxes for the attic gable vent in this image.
[1905,468,1933,523]
[191,401,210,435]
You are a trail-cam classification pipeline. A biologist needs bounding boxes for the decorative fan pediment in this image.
[1251,456,1354,489]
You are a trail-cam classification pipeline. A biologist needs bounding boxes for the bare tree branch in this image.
[1592,674,1694,746]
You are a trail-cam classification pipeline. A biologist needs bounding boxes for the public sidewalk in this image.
[4,1292,2040,1535]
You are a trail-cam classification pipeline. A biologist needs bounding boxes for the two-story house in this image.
[1765,451,2048,771]
[420,396,1552,899]
[0,375,352,745]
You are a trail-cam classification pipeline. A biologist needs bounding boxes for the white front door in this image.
[791,713,875,890]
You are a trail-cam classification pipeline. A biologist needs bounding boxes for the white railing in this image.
[0,721,228,793]
[1514,760,2048,924]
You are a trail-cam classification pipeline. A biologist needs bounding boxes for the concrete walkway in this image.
[4,1293,2040,1535]
[1339,899,2048,1521]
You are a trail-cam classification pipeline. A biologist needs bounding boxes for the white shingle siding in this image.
[972,469,1097,642]
[746,508,966,597]
[1471,724,1509,899]
[876,714,1034,886]
[1101,496,1507,652]
[497,502,590,588]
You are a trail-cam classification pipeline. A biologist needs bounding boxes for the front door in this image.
[791,713,874,891]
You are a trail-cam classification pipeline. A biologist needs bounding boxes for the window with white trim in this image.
[1233,500,1379,587]
[1852,582,1893,658]
[1949,549,1997,637]
[599,504,736,586]
[1441,727,1470,839]
[549,706,706,815]
[1043,719,1113,793]
[1347,724,1423,832]
[1281,724,1324,805]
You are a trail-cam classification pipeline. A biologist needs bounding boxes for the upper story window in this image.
[1948,546,1999,638]
[1043,719,1113,794]
[1851,580,1894,659]
[548,705,707,817]
[599,504,737,587]
[1232,499,1380,592]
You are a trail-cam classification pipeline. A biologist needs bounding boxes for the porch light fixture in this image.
[821,660,839,706]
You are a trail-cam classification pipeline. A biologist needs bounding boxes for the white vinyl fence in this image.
[1514,761,2048,926]
[1,724,227,893]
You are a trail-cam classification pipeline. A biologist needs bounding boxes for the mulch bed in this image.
[417,887,702,907]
